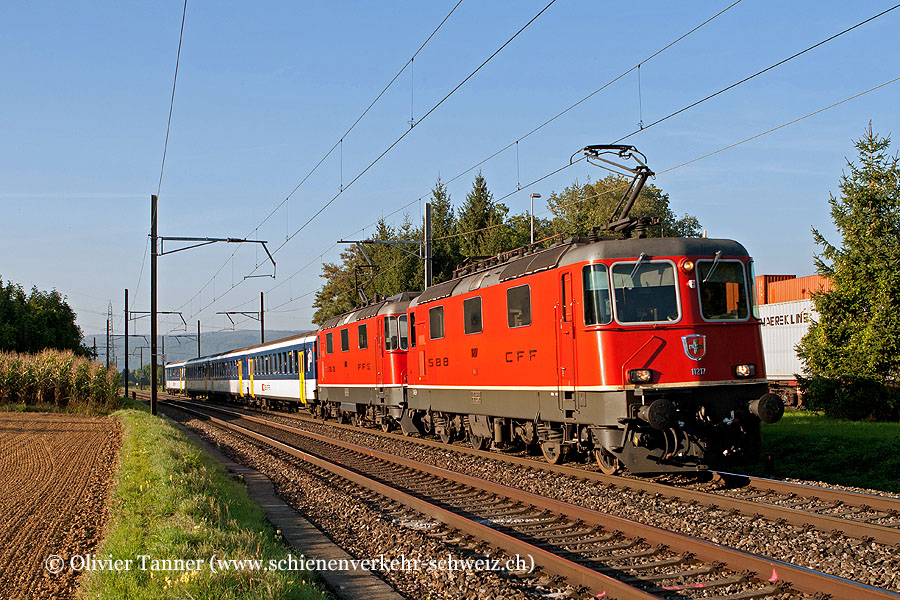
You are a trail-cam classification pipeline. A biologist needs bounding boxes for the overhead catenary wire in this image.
[184,0,558,321]
[176,1,464,315]
[613,3,900,143]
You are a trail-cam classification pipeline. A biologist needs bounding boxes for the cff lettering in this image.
[505,349,537,363]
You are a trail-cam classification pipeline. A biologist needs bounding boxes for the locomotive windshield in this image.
[384,315,409,351]
[611,261,679,323]
[697,260,750,320]
[583,264,612,325]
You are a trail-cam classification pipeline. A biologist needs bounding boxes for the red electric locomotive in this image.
[400,146,783,474]
[316,292,419,429]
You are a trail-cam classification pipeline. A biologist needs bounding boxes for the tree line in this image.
[0,278,93,357]
[312,172,701,324]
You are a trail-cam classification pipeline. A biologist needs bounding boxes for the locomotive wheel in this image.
[540,441,564,464]
[594,448,622,475]
[439,428,453,444]
[469,433,490,451]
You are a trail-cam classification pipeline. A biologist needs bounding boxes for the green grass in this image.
[78,397,327,600]
[736,410,900,493]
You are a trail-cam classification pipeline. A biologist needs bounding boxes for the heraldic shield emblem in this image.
[681,334,706,361]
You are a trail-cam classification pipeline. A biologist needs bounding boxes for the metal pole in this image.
[197,320,200,358]
[260,291,265,343]
[139,347,144,390]
[106,316,110,370]
[150,194,158,415]
[424,201,432,289]
[124,288,129,399]
[529,193,541,245]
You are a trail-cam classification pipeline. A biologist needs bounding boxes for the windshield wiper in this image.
[629,252,647,283]
[703,250,723,283]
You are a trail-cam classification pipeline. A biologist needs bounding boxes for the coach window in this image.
[358,324,368,350]
[612,261,679,323]
[583,264,612,325]
[340,328,350,352]
[464,296,482,334]
[697,260,749,321]
[409,313,416,348]
[507,285,531,328]
[399,315,409,350]
[429,306,445,339]
[326,332,334,354]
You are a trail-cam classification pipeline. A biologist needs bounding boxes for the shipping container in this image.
[766,274,832,304]
[755,274,795,305]
[758,299,815,380]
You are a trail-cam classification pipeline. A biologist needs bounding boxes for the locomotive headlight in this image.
[680,259,695,273]
[735,363,756,378]
[628,369,652,383]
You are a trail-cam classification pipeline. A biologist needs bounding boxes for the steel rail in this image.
[145,391,900,546]
[163,398,900,600]
[164,400,659,599]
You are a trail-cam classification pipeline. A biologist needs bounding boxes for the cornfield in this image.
[0,349,121,411]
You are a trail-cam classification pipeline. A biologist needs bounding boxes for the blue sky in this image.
[1,1,898,341]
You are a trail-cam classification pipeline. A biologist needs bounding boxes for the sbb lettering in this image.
[427,357,450,368]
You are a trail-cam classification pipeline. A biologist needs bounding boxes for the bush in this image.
[0,349,121,411]
[799,375,900,421]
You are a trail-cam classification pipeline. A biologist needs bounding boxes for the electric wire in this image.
[613,3,900,143]
[175,1,463,314]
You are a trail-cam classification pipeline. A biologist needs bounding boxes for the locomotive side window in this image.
[409,313,416,348]
[507,285,531,328]
[326,332,334,354]
[358,324,368,349]
[583,264,612,325]
[612,262,679,323]
[697,260,750,320]
[340,328,350,352]
[429,306,445,339]
[464,296,482,334]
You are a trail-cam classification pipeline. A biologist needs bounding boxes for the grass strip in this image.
[739,410,900,493]
[79,397,328,599]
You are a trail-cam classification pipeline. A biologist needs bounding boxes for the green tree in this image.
[796,125,900,420]
[545,174,702,238]
[456,171,509,258]
[0,278,92,356]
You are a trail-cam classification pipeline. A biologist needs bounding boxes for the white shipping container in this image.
[757,299,815,381]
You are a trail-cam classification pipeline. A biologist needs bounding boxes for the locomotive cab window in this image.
[340,328,349,352]
[583,264,612,325]
[358,324,368,350]
[507,285,531,328]
[464,296,482,334]
[429,306,445,340]
[384,315,408,350]
[612,261,679,323]
[325,332,334,354]
[697,259,750,321]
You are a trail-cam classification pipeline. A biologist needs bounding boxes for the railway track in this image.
[159,396,898,600]
[137,390,900,548]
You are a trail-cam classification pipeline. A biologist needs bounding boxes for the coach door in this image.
[375,318,385,388]
[556,272,576,400]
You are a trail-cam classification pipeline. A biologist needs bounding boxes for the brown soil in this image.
[0,413,121,599]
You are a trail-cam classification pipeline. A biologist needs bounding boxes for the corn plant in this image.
[0,349,122,411]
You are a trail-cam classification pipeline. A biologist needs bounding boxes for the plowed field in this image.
[0,413,121,599]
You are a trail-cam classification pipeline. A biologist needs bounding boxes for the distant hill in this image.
[84,329,310,369]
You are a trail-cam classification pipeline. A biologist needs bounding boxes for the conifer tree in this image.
[797,124,900,419]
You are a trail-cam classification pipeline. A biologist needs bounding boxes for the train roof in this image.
[318,291,420,331]
[412,236,750,306]
[165,331,316,368]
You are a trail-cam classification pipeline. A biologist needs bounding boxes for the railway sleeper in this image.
[704,583,786,600]
[622,563,718,583]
